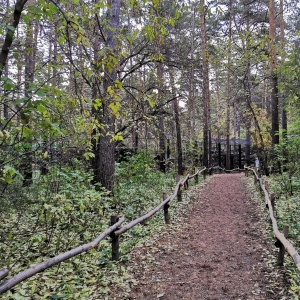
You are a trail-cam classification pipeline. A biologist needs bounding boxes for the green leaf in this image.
[7,25,16,33]
[35,89,45,97]
[80,204,85,212]
[107,86,114,96]
[114,80,123,90]
[37,105,47,114]
[15,97,29,105]
[108,102,121,117]
[83,152,95,160]
[93,98,102,110]
[3,78,14,91]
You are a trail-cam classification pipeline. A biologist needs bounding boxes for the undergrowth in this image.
[266,173,300,299]
[0,152,200,299]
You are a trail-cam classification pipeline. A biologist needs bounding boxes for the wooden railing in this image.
[245,167,300,272]
[0,167,206,294]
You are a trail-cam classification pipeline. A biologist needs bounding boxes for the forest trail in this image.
[124,173,289,300]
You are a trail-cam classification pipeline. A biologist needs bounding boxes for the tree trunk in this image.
[92,0,120,192]
[187,5,196,141]
[226,0,232,170]
[200,0,210,168]
[169,66,183,175]
[269,0,279,148]
[22,18,37,186]
[280,0,287,168]
[0,0,28,78]
[157,63,166,173]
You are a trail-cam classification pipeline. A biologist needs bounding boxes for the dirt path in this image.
[125,173,289,300]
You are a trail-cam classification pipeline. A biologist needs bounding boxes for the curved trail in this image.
[126,173,288,300]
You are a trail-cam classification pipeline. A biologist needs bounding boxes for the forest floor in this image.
[114,173,291,300]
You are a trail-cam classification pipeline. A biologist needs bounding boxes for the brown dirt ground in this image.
[118,173,291,300]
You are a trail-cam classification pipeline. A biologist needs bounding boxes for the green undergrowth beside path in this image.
[0,152,202,299]
[263,174,300,298]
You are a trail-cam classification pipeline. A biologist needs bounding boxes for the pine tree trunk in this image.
[280,0,287,169]
[226,0,232,170]
[200,0,210,168]
[22,18,36,186]
[92,0,120,192]
[269,0,279,148]
[157,63,166,173]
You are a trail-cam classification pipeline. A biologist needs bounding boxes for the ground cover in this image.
[112,173,290,300]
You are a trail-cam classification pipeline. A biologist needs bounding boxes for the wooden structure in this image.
[246,167,300,271]
[210,138,252,170]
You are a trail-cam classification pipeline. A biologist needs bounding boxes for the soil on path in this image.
[125,173,289,300]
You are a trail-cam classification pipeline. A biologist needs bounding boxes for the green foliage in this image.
[114,151,175,219]
[0,152,191,298]
[275,120,300,177]
[268,174,300,297]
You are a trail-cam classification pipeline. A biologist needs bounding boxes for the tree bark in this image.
[92,0,120,192]
[226,0,232,170]
[0,0,28,78]
[157,63,166,173]
[280,0,287,168]
[169,67,183,175]
[269,0,279,148]
[200,0,210,168]
[22,17,37,186]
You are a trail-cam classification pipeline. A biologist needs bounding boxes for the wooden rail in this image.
[246,167,300,272]
[112,168,206,255]
[0,167,207,294]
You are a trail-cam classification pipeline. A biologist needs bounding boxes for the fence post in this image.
[253,172,256,185]
[163,192,170,224]
[277,226,289,266]
[194,167,199,184]
[110,215,120,261]
[265,180,269,194]
[183,169,189,190]
[270,193,275,212]
[176,175,182,202]
[203,170,206,180]
[0,268,9,281]
[245,168,248,177]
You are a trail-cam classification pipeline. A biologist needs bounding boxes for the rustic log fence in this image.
[245,167,300,272]
[0,167,207,294]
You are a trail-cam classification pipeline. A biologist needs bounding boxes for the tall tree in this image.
[280,0,287,151]
[200,0,210,167]
[269,0,279,148]
[226,0,232,170]
[92,0,121,192]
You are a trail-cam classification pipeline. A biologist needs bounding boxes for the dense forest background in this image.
[1,0,300,298]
